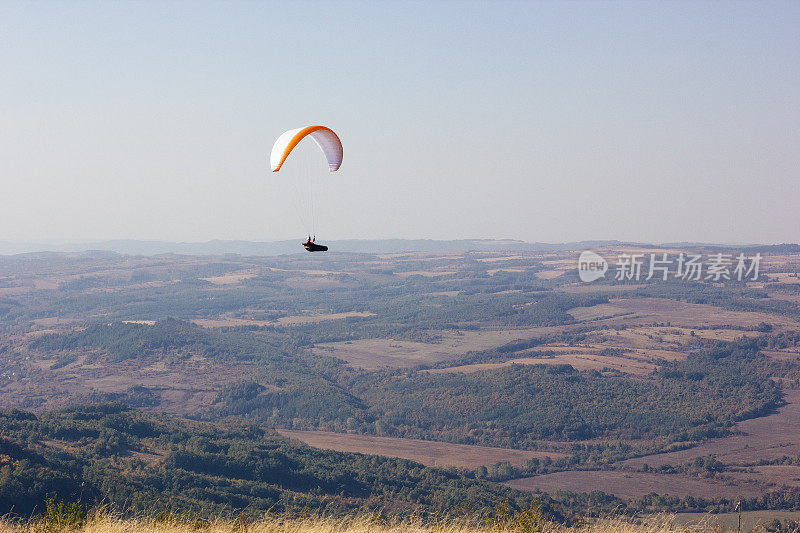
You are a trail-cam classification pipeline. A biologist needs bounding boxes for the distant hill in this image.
[0,238,620,256]
[3,238,793,257]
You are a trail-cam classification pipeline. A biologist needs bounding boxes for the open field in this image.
[504,470,765,500]
[763,348,800,362]
[0,349,259,414]
[671,511,800,531]
[425,352,656,376]
[612,326,761,344]
[279,430,567,469]
[192,311,375,328]
[578,327,757,361]
[395,270,457,278]
[722,465,800,490]
[768,273,800,284]
[200,269,258,285]
[571,297,800,329]
[566,304,634,322]
[313,327,568,369]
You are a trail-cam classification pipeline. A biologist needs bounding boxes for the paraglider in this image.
[302,236,328,252]
[270,125,342,252]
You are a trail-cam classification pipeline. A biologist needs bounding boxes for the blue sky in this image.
[1,1,798,243]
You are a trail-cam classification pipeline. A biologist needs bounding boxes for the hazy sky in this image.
[1,1,798,244]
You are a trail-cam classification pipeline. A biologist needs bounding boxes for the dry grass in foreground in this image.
[2,500,794,533]
[0,512,773,533]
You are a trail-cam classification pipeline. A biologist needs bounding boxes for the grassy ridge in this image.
[0,510,732,533]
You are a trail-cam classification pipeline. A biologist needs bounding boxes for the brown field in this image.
[84,280,179,294]
[620,326,760,343]
[565,297,800,330]
[586,327,758,357]
[275,311,375,326]
[607,298,800,328]
[426,290,459,297]
[314,303,747,369]
[190,317,276,327]
[191,311,375,328]
[200,269,257,285]
[0,285,31,296]
[762,348,800,361]
[766,289,800,302]
[425,338,693,376]
[0,350,262,415]
[474,254,527,263]
[395,270,457,278]
[266,266,344,276]
[546,345,684,362]
[541,259,574,268]
[426,353,656,376]
[504,470,764,500]
[373,253,464,262]
[33,279,60,290]
[721,464,800,490]
[622,348,689,361]
[670,511,800,532]
[278,430,567,469]
[313,326,571,369]
[32,317,83,327]
[767,272,800,284]
[567,304,634,321]
[313,338,459,369]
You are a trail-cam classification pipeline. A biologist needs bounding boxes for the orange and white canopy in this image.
[270,125,343,172]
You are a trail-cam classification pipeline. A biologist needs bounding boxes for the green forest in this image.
[31,322,786,451]
[0,403,560,519]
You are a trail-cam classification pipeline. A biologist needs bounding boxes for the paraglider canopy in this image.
[270,125,341,252]
[270,125,343,172]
